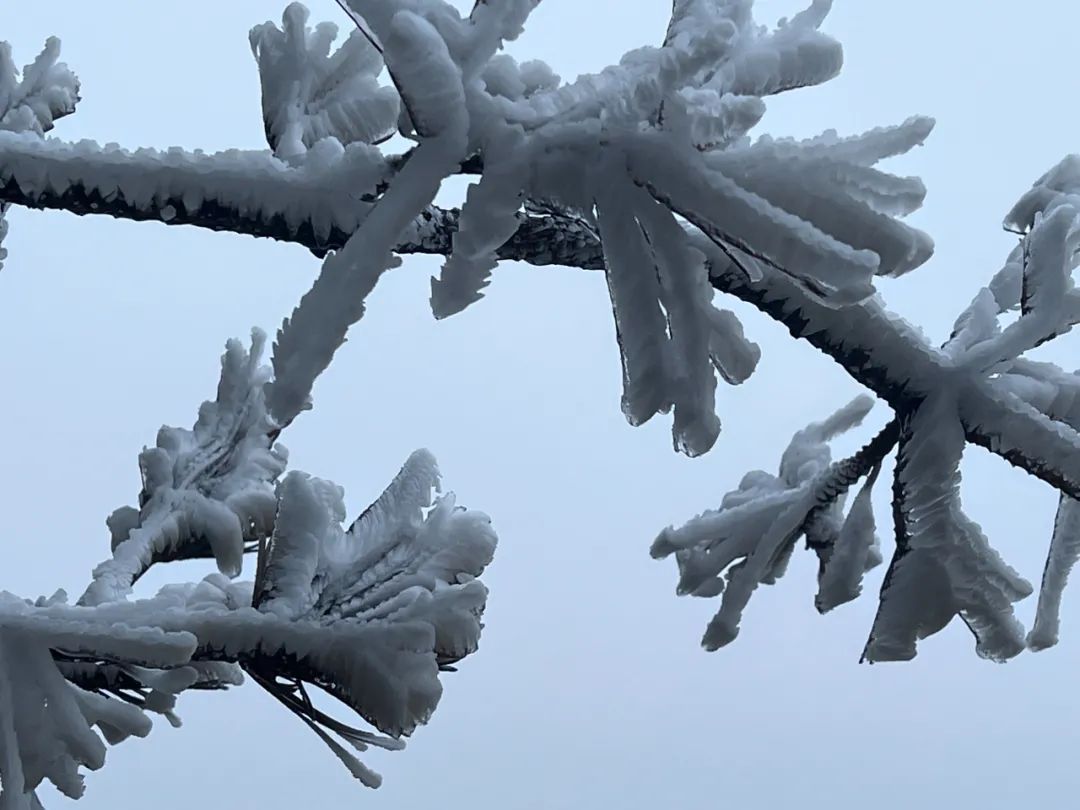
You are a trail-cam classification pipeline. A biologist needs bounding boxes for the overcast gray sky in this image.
[2,2,1080,808]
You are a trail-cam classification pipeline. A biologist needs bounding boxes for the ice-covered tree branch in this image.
[0,132,603,266]
[6,0,1080,804]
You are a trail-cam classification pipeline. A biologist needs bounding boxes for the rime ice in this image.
[4,0,1080,806]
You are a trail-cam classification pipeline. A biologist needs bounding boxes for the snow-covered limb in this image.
[17,141,1080,667]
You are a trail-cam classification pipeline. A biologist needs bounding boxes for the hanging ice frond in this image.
[250,3,399,158]
[864,395,1032,663]
[1028,495,1080,651]
[480,54,560,102]
[704,0,842,98]
[588,157,764,455]
[460,0,542,77]
[381,10,470,139]
[83,332,286,606]
[626,133,878,302]
[240,459,496,784]
[815,463,882,613]
[0,38,79,136]
[944,288,1002,361]
[254,472,345,618]
[662,88,766,151]
[775,115,937,168]
[0,203,8,272]
[651,396,876,649]
[1005,154,1080,234]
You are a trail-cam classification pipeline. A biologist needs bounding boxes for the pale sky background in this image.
[2,2,1079,808]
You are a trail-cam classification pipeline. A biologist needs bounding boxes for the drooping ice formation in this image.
[250,3,400,159]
